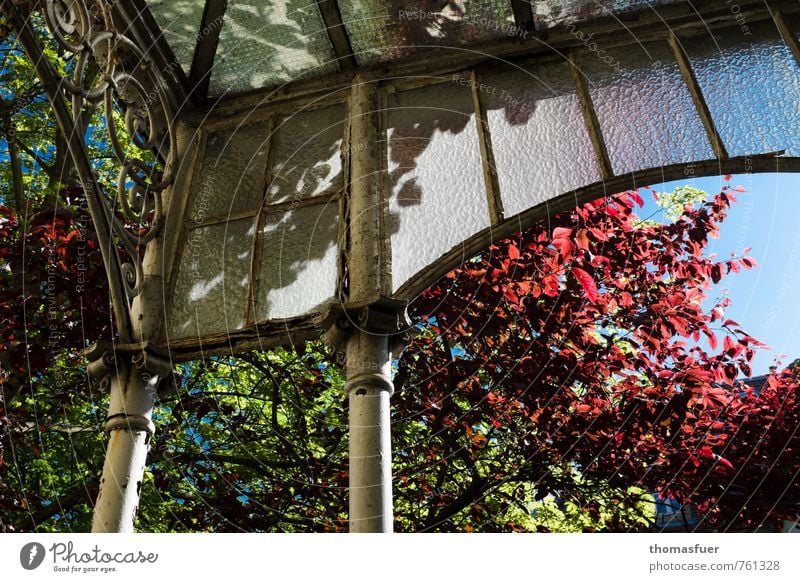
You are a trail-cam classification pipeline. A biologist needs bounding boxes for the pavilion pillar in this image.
[4,0,192,533]
[87,343,172,532]
[335,74,408,532]
[346,323,394,532]
[86,115,198,531]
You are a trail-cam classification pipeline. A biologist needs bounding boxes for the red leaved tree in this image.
[0,192,113,532]
[0,191,111,401]
[397,184,799,531]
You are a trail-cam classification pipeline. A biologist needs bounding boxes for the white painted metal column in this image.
[344,74,397,532]
[89,123,198,533]
[346,329,394,532]
[90,353,156,532]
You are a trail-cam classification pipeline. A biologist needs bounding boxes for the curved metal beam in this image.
[165,153,800,362]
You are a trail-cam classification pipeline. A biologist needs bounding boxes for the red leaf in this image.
[552,227,572,240]
[552,237,574,257]
[710,264,722,284]
[503,287,519,304]
[741,257,757,269]
[543,274,560,296]
[507,243,520,260]
[591,255,611,270]
[572,267,599,303]
[588,227,607,242]
[722,335,735,353]
[717,456,734,470]
[575,229,590,251]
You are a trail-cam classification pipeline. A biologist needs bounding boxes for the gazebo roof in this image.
[142,0,678,100]
[10,0,800,359]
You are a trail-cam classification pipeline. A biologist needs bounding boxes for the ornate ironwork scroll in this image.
[2,0,178,342]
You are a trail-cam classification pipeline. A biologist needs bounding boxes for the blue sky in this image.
[645,172,800,376]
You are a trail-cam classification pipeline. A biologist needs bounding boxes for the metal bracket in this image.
[84,340,176,397]
[84,341,176,434]
[316,296,416,355]
[85,341,172,377]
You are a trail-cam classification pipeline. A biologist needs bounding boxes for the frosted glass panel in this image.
[338,0,681,65]
[579,40,713,175]
[255,203,340,320]
[387,80,490,292]
[532,0,672,28]
[168,218,255,338]
[267,104,346,205]
[147,0,205,73]
[191,122,270,221]
[337,0,393,64]
[481,61,600,218]
[209,0,338,94]
[682,21,800,157]
[339,0,516,65]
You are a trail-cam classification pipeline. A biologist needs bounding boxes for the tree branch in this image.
[7,137,24,212]
[12,477,98,532]
[14,137,55,178]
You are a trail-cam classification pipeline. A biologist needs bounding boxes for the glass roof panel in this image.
[386,79,490,292]
[255,203,340,320]
[682,20,800,157]
[147,0,205,74]
[579,39,713,175]
[532,0,670,28]
[480,60,600,218]
[191,122,271,221]
[209,0,339,95]
[143,1,694,93]
[339,0,516,65]
[267,104,347,205]
[168,218,255,339]
[338,0,681,66]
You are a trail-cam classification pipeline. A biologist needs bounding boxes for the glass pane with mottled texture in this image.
[255,203,340,320]
[532,0,671,29]
[191,122,270,221]
[339,0,517,65]
[682,21,800,157]
[481,61,600,218]
[209,0,338,94]
[147,0,205,73]
[267,104,346,205]
[168,218,255,338]
[386,80,490,292]
[579,39,713,175]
